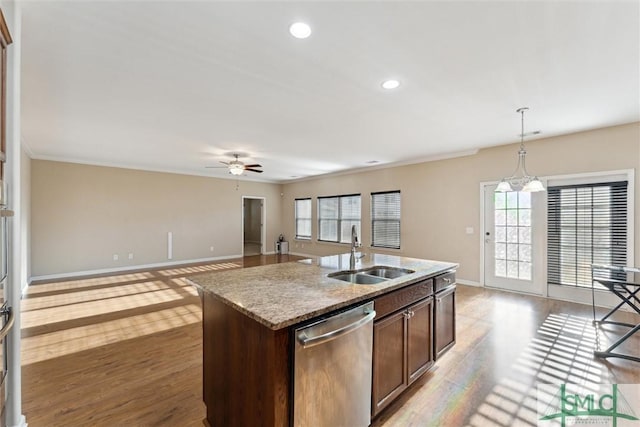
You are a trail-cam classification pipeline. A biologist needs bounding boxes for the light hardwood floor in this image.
[21,257,640,427]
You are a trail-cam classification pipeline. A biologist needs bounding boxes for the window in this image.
[548,181,628,288]
[295,198,312,240]
[318,194,361,243]
[371,191,401,249]
[494,191,532,280]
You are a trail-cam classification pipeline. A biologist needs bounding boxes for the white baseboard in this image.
[29,254,244,283]
[548,283,634,312]
[289,251,316,259]
[8,415,27,427]
[456,279,481,287]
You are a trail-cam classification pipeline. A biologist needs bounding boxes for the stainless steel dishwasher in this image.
[293,301,376,427]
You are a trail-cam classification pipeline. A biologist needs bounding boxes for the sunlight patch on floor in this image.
[22,280,185,312]
[467,313,607,427]
[27,272,156,294]
[21,304,202,365]
[156,262,241,277]
[22,283,196,329]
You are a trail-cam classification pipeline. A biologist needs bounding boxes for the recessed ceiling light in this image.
[381,79,400,90]
[289,22,311,39]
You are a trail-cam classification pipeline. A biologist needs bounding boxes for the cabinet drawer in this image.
[374,279,433,319]
[434,271,456,292]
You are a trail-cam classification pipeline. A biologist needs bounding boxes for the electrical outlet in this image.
[210,246,214,252]
[113,254,119,261]
[466,227,474,235]
[128,253,134,260]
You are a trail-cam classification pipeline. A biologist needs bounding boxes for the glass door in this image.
[484,184,541,294]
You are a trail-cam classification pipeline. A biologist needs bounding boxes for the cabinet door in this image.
[407,297,433,384]
[434,286,456,359]
[372,310,407,417]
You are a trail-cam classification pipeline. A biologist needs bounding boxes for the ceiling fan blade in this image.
[205,166,228,168]
[244,168,263,173]
[243,164,262,168]
[219,161,230,165]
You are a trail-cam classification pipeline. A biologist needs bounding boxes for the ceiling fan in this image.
[206,153,263,175]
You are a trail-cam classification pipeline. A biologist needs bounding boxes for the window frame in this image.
[294,198,312,240]
[317,194,361,244]
[371,190,401,249]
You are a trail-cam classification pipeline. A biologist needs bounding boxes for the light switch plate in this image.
[465,227,474,235]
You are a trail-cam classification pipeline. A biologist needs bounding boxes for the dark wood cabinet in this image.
[434,284,456,360]
[372,309,406,415]
[372,279,435,417]
[201,292,291,427]
[407,298,434,383]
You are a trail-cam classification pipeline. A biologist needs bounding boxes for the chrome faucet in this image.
[350,225,362,269]
[351,225,361,256]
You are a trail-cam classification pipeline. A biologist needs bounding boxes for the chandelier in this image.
[495,107,545,193]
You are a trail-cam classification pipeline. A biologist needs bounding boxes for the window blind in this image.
[547,181,627,287]
[371,191,401,249]
[295,198,312,240]
[318,194,361,243]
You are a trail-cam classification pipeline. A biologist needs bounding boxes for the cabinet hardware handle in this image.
[297,309,376,348]
[410,310,415,318]
[443,277,451,283]
[0,307,14,341]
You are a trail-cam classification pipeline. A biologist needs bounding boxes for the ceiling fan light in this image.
[229,164,244,175]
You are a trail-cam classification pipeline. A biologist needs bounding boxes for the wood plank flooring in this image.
[22,255,301,427]
[21,258,640,427]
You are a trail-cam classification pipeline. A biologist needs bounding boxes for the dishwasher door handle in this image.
[297,310,376,349]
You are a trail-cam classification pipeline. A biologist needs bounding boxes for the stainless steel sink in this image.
[328,265,415,285]
[329,272,387,285]
[363,267,415,279]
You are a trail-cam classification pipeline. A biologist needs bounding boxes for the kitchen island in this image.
[188,253,458,427]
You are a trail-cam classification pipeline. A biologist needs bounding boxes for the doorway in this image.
[482,183,544,295]
[242,197,264,256]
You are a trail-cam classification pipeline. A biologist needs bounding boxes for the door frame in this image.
[479,180,547,296]
[241,196,266,256]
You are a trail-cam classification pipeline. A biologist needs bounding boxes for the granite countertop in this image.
[187,253,458,330]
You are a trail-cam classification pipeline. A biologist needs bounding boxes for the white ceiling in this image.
[20,1,640,183]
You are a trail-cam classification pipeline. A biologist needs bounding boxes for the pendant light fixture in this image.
[495,107,545,193]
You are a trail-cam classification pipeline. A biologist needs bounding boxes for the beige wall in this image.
[282,122,640,283]
[29,123,639,280]
[31,160,283,277]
